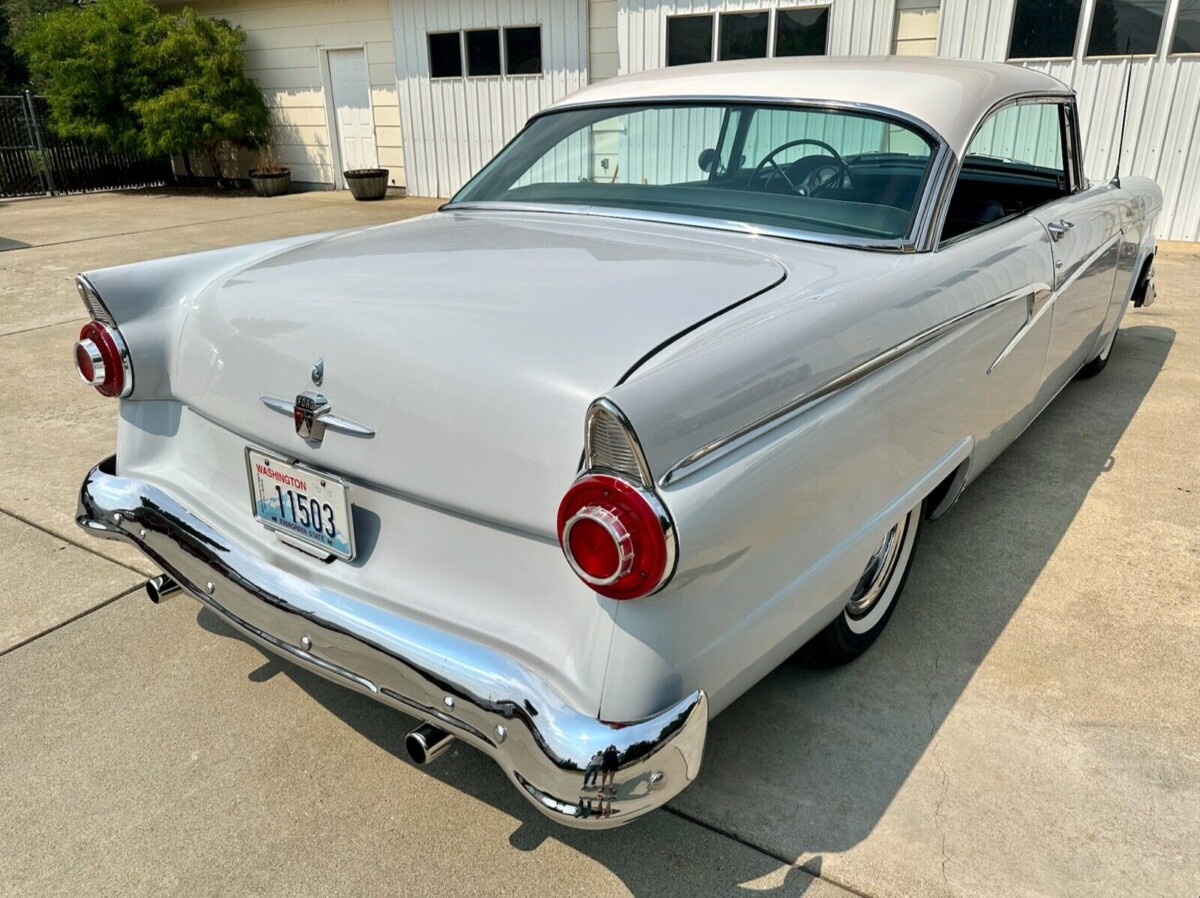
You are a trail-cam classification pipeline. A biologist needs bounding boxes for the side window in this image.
[941,102,1070,243]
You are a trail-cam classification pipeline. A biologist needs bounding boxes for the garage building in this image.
[166,0,1200,241]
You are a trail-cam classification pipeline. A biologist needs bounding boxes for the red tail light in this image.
[74,320,132,398]
[557,474,674,600]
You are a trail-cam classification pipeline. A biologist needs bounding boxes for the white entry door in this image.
[327,48,379,186]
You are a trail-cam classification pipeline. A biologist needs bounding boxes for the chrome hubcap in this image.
[846,515,909,618]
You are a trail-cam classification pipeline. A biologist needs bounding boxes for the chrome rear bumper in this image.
[77,457,707,828]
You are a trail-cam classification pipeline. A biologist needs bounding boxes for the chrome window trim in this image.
[932,91,1077,251]
[447,96,951,253]
[659,287,1030,486]
[445,201,908,251]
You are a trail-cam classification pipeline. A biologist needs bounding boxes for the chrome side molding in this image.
[661,290,1024,486]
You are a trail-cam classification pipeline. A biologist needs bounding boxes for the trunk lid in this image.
[173,210,785,533]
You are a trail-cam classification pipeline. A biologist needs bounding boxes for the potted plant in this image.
[344,167,389,201]
[249,144,290,197]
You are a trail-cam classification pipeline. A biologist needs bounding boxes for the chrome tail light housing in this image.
[558,400,677,600]
[74,276,133,398]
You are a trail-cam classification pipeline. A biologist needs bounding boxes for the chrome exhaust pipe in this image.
[405,723,454,765]
[146,574,182,604]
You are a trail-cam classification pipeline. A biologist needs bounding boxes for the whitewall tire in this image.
[804,502,922,665]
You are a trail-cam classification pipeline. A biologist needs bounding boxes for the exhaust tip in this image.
[146,574,181,604]
[405,723,454,766]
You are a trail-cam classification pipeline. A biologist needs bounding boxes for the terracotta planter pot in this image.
[345,168,389,201]
[249,169,291,197]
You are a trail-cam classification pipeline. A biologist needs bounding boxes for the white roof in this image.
[547,57,1071,157]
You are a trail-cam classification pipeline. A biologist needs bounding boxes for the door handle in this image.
[1047,220,1075,241]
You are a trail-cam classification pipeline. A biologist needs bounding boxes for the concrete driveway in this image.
[1,190,1196,898]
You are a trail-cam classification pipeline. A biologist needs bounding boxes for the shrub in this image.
[135,7,268,182]
[18,0,268,182]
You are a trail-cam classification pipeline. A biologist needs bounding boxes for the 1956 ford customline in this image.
[74,58,1160,828]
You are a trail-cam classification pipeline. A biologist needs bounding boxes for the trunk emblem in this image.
[294,390,330,442]
[260,393,376,443]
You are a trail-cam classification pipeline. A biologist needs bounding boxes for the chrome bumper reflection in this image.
[77,456,707,828]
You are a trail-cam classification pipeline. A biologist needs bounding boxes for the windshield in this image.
[451,102,937,243]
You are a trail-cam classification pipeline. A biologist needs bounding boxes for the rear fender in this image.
[81,232,340,401]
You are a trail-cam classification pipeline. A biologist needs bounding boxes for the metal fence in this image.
[0,93,171,198]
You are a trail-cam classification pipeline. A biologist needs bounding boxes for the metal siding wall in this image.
[616,0,1200,239]
[939,0,1200,240]
[390,0,587,196]
[618,0,894,73]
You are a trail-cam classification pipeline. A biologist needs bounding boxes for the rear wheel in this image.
[1077,329,1117,379]
[803,502,922,665]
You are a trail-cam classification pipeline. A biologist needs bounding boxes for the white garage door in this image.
[389,0,587,198]
[327,48,380,186]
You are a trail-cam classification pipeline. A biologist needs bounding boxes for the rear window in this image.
[452,102,937,244]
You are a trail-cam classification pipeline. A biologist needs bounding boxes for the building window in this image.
[667,15,714,66]
[1087,0,1167,55]
[893,0,940,56]
[466,29,502,76]
[775,7,830,57]
[1008,0,1082,58]
[428,32,463,78]
[505,26,542,74]
[1175,0,1200,53]
[719,11,769,60]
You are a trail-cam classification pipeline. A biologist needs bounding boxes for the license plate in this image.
[246,449,355,560]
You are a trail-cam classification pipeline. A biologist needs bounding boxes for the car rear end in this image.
[70,214,788,826]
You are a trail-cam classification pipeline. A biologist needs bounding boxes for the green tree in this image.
[18,0,267,183]
[17,0,158,154]
[0,7,29,92]
[135,8,267,183]
[2,0,76,46]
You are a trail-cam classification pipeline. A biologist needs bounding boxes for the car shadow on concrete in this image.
[196,322,1174,896]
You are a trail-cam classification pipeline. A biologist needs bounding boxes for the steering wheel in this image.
[750,139,850,197]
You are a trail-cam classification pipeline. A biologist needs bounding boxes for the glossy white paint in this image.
[82,63,1162,726]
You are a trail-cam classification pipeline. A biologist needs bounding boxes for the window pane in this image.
[504,26,542,74]
[1172,0,1200,52]
[893,0,941,56]
[455,102,936,242]
[428,32,462,78]
[775,7,830,57]
[966,103,1064,171]
[466,29,501,76]
[1008,0,1082,58]
[944,103,1068,240]
[666,15,714,66]
[719,11,769,60]
[1087,0,1167,55]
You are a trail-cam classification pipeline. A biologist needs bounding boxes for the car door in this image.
[1029,104,1122,409]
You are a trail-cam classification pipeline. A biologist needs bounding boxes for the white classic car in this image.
[74,57,1160,828]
